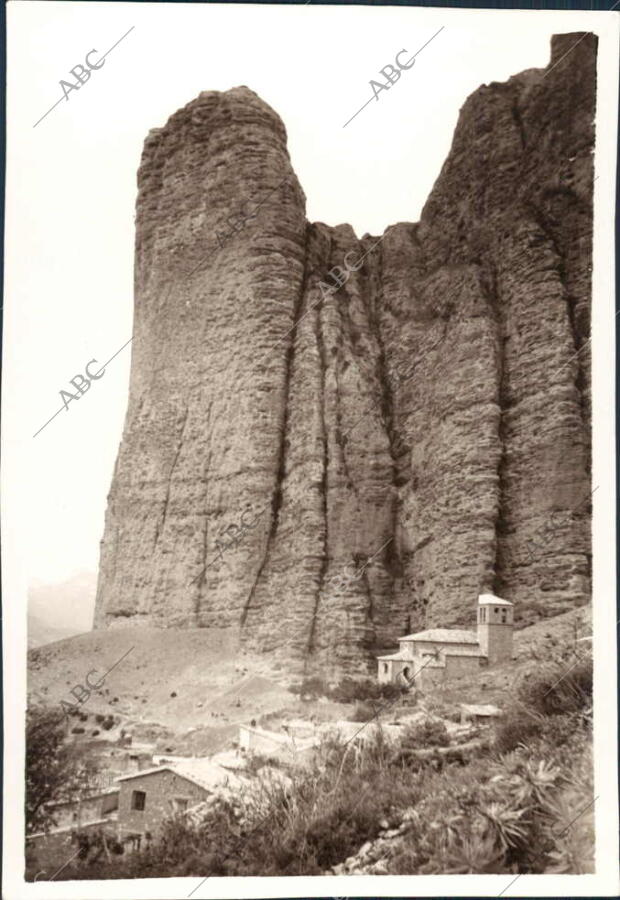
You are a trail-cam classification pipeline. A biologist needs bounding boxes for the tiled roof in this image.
[116,761,242,793]
[377,650,410,661]
[171,760,244,792]
[460,704,501,717]
[399,628,479,644]
[48,786,119,806]
[478,593,513,606]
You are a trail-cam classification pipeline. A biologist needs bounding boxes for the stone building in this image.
[115,760,242,843]
[377,594,514,688]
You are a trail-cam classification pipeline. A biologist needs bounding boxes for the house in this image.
[377,594,514,688]
[26,786,121,869]
[115,759,243,843]
[29,787,119,840]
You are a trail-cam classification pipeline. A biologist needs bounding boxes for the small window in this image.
[501,609,508,623]
[494,607,499,614]
[131,790,146,811]
[382,663,388,674]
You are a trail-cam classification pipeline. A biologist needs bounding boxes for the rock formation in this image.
[94,33,596,674]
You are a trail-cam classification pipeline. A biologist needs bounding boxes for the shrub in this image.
[402,719,450,748]
[54,733,422,879]
[330,677,404,704]
[288,676,329,699]
[101,715,115,731]
[494,709,542,754]
[245,753,282,775]
[539,741,594,873]
[26,707,104,841]
[350,702,378,722]
[539,713,577,747]
[331,677,373,703]
[289,677,405,705]
[44,676,594,881]
[517,657,592,716]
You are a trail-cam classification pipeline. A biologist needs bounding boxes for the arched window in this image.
[383,663,388,674]
[501,609,507,623]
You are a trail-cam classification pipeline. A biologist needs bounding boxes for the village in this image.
[27,594,516,868]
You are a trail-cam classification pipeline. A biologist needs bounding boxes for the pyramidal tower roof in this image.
[478,593,513,607]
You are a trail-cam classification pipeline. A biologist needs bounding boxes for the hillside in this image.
[28,606,590,750]
[26,607,593,881]
[27,615,87,650]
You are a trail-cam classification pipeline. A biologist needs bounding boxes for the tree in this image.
[25,706,101,834]
[26,707,69,833]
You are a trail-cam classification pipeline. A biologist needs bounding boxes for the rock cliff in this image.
[94,33,596,674]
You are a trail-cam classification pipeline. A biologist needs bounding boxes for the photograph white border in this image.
[3,3,618,898]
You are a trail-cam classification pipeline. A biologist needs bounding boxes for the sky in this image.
[3,2,613,592]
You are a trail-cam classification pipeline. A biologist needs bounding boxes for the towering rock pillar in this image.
[95,34,596,672]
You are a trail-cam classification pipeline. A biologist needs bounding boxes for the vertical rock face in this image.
[95,34,596,673]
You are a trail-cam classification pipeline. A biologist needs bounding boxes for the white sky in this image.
[3,3,614,587]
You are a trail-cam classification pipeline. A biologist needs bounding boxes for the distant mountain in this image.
[28,571,96,647]
[27,613,86,649]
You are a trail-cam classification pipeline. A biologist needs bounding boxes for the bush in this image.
[289,676,405,705]
[26,707,104,839]
[101,715,115,731]
[539,713,578,747]
[350,702,378,722]
[494,709,542,754]
[245,753,282,775]
[402,719,450,748]
[48,713,594,880]
[288,677,329,699]
[517,657,592,716]
[62,733,421,879]
[331,677,404,704]
[44,656,595,881]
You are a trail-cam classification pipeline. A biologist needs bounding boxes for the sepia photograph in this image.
[2,2,619,897]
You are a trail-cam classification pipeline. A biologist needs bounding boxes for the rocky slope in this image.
[94,33,596,674]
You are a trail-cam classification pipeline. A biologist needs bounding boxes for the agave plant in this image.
[479,802,530,851]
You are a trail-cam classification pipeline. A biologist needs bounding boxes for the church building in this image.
[377,594,514,689]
